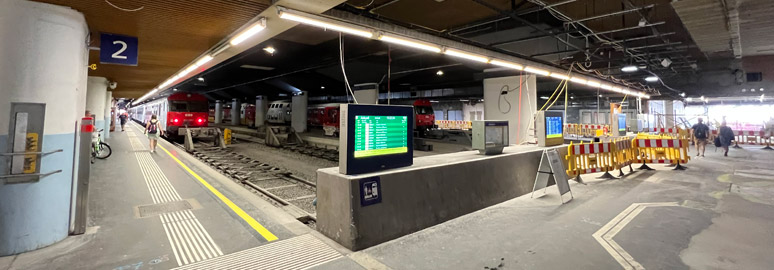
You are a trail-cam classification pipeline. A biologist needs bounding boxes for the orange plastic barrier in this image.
[652,127,689,140]
[612,139,637,176]
[565,141,617,180]
[634,139,690,170]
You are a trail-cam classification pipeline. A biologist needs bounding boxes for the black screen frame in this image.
[343,104,414,175]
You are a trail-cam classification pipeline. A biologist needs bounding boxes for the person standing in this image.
[119,112,128,132]
[691,117,710,157]
[145,115,164,153]
[718,121,735,156]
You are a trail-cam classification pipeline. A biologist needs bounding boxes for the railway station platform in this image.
[0,122,370,270]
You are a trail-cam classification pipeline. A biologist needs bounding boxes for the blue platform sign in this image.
[100,33,138,66]
[359,177,382,207]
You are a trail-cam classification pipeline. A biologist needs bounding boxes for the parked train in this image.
[264,99,436,136]
[129,92,218,139]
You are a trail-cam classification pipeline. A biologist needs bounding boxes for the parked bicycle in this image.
[91,129,111,163]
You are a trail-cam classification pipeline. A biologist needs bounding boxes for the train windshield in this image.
[170,101,208,112]
[415,106,434,115]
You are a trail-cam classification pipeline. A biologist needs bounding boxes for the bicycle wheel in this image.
[95,142,112,159]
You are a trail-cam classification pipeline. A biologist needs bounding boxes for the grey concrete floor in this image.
[0,123,299,270]
[345,145,774,270]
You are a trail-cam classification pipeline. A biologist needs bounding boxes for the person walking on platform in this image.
[145,115,164,153]
[718,122,735,157]
[692,117,710,157]
[119,112,128,132]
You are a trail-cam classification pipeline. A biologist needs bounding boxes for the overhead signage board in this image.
[100,33,138,66]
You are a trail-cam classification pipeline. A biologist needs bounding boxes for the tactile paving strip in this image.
[137,200,193,218]
[172,234,341,270]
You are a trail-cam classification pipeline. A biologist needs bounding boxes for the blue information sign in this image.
[359,176,382,207]
[100,33,138,66]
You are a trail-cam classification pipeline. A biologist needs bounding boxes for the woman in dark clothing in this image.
[718,122,735,156]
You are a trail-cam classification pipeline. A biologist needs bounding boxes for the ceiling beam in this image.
[571,4,655,24]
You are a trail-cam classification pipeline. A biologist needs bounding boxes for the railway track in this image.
[230,130,339,162]
[174,141,317,223]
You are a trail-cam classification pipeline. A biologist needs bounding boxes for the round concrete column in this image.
[104,91,113,139]
[86,77,108,136]
[231,98,240,125]
[214,100,223,124]
[255,96,267,128]
[0,0,88,255]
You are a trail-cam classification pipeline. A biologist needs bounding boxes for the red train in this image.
[129,92,218,138]
[306,99,436,136]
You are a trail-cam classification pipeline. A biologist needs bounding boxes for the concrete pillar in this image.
[103,91,112,139]
[86,77,108,136]
[214,100,223,124]
[664,100,675,128]
[353,83,378,104]
[231,98,240,125]
[255,96,267,128]
[292,91,308,132]
[0,0,88,255]
[483,75,537,145]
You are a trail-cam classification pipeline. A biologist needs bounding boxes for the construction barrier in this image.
[581,124,609,137]
[564,124,582,137]
[650,127,690,140]
[634,139,690,170]
[612,139,637,176]
[565,141,617,180]
[435,120,472,130]
[709,129,772,149]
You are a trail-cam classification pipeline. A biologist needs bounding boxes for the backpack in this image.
[694,124,707,139]
[148,120,158,134]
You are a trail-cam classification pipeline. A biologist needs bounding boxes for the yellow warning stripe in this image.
[157,144,278,242]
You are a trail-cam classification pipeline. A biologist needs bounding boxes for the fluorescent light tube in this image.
[569,77,587,85]
[195,55,213,67]
[586,80,601,88]
[379,35,441,53]
[600,84,614,90]
[279,11,373,38]
[444,49,489,63]
[230,19,266,45]
[523,66,550,76]
[621,65,638,72]
[490,59,524,70]
[549,73,569,80]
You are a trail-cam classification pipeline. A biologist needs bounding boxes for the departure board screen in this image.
[546,116,563,138]
[353,115,408,158]
[618,114,627,132]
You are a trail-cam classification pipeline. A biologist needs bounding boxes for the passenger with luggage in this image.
[691,117,710,157]
[717,122,735,157]
[145,115,164,153]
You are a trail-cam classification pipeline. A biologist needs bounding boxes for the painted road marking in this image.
[129,122,278,242]
[592,202,680,270]
[128,130,223,266]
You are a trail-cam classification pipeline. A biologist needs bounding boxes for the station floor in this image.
[2,125,773,269]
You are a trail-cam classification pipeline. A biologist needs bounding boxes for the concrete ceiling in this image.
[33,0,272,98]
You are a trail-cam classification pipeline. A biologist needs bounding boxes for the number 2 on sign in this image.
[112,40,128,59]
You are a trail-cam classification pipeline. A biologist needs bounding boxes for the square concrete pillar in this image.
[483,75,536,145]
[255,96,267,128]
[353,83,378,104]
[292,91,308,132]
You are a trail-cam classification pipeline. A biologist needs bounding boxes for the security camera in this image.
[109,81,118,89]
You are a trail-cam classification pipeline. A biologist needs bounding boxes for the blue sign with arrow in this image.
[100,33,138,66]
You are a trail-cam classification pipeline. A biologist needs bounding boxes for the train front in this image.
[167,93,218,138]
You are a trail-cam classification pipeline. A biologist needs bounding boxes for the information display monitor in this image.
[339,104,413,175]
[536,110,564,147]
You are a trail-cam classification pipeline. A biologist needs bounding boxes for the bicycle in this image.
[91,129,112,163]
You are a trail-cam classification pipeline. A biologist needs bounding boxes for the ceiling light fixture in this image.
[645,76,659,82]
[569,77,587,85]
[549,73,569,80]
[540,96,549,100]
[600,84,614,91]
[278,9,374,38]
[680,92,686,97]
[436,70,444,76]
[230,18,267,46]
[523,66,550,76]
[489,59,524,70]
[586,80,601,88]
[443,48,489,63]
[621,65,638,72]
[379,34,441,53]
[320,86,325,89]
[197,77,205,82]
[263,46,276,55]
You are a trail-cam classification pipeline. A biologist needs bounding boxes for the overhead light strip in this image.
[278,9,373,38]
[230,18,267,46]
[379,34,441,53]
[443,48,490,63]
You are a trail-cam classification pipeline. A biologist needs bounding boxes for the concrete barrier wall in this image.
[316,145,568,250]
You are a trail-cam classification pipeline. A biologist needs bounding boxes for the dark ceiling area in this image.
[154,0,774,103]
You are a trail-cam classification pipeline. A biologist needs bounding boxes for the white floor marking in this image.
[592,202,680,270]
[127,129,223,266]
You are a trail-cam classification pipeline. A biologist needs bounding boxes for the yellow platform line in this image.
[157,143,278,242]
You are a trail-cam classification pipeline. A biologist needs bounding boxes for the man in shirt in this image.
[692,117,710,157]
